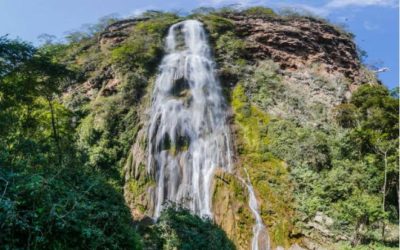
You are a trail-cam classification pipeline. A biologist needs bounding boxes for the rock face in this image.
[228,14,362,81]
[99,17,149,49]
[118,14,371,250]
[212,171,254,249]
[213,14,378,126]
[62,12,383,250]
[265,62,351,125]
[124,127,154,219]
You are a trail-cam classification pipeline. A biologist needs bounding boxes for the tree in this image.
[0,36,142,249]
[334,192,383,246]
[371,134,398,240]
[145,205,235,250]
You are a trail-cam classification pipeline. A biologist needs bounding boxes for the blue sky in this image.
[0,0,398,88]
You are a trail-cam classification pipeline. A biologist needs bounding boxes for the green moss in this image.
[232,84,269,153]
[128,179,143,197]
[230,175,246,202]
[231,84,295,248]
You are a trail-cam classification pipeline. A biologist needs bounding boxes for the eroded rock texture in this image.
[228,14,361,81]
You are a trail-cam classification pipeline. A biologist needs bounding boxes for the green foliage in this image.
[243,7,276,17]
[2,10,398,250]
[245,60,284,110]
[0,36,142,249]
[267,119,331,171]
[111,15,179,74]
[146,205,235,250]
[389,87,399,99]
[76,71,146,178]
[350,84,398,138]
[231,84,294,247]
[0,36,35,77]
[333,191,383,227]
[224,36,398,246]
[202,17,247,91]
[215,32,246,62]
[335,242,398,250]
[216,5,242,15]
[214,31,247,78]
[111,36,161,72]
[201,15,235,36]
[333,103,359,128]
[263,83,399,246]
[0,166,142,250]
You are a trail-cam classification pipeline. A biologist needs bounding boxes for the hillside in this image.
[0,7,398,250]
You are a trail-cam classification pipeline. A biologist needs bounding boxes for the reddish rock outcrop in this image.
[99,17,149,49]
[227,14,362,81]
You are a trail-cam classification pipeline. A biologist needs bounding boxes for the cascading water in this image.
[241,169,270,250]
[147,20,232,218]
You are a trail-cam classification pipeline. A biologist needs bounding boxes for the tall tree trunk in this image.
[381,152,388,241]
[47,97,62,164]
[351,218,365,247]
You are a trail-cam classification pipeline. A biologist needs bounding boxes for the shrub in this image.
[201,15,235,36]
[0,165,142,250]
[111,15,179,73]
[243,7,276,17]
[111,35,162,73]
[151,205,236,250]
[245,60,283,110]
[333,103,359,128]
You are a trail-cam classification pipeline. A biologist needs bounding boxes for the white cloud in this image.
[198,0,264,8]
[276,0,397,17]
[125,5,156,18]
[275,3,330,16]
[198,0,397,17]
[131,9,147,17]
[326,0,397,8]
[363,20,380,30]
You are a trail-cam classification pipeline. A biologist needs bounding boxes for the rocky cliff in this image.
[59,8,397,250]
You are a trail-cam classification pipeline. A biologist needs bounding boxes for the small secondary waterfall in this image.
[147,20,232,218]
[241,169,270,250]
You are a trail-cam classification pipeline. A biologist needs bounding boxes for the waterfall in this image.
[147,20,232,218]
[241,169,270,250]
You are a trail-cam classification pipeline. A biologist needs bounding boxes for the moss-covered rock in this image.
[230,83,296,248]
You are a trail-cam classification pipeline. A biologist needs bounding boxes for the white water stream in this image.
[147,20,232,218]
[242,168,270,250]
[147,19,270,250]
